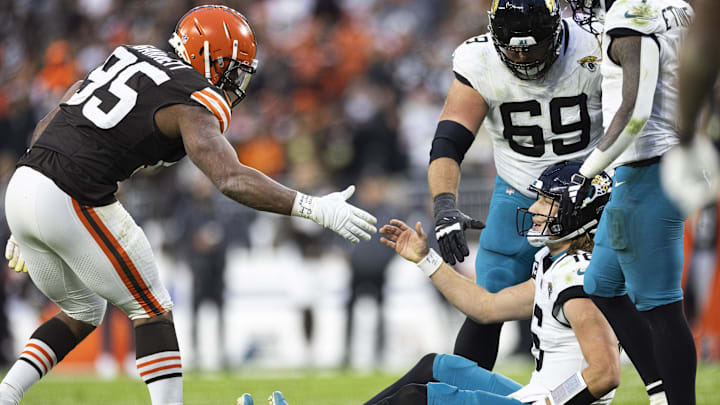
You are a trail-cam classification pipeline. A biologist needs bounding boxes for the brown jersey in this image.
[18,45,232,206]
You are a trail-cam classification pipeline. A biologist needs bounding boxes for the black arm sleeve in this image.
[429,120,475,165]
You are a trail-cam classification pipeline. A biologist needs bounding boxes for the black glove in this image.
[433,193,485,265]
[558,173,591,234]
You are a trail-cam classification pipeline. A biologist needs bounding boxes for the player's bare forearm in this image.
[189,135,295,214]
[428,158,461,198]
[431,268,533,323]
[178,106,296,215]
[219,166,296,215]
[30,80,83,146]
[597,36,643,152]
[565,298,621,398]
[427,80,487,197]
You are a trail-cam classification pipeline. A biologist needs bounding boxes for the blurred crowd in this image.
[0,0,718,372]
[0,0,498,370]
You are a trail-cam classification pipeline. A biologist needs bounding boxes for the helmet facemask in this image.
[492,33,562,81]
[568,0,611,35]
[517,181,565,247]
[216,58,257,107]
[489,0,563,81]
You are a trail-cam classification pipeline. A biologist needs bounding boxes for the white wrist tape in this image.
[291,192,315,219]
[550,372,588,404]
[579,149,612,179]
[417,248,443,277]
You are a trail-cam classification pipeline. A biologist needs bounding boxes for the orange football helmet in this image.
[169,5,258,106]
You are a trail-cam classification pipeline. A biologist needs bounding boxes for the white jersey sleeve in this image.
[452,33,499,107]
[451,21,604,197]
[548,252,591,326]
[604,0,669,35]
[601,0,694,167]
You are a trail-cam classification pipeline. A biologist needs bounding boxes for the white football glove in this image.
[291,185,377,244]
[5,235,28,273]
[661,136,720,217]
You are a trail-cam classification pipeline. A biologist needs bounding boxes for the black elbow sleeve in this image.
[429,120,475,165]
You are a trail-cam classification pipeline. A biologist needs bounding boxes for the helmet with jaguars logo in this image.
[517,160,612,247]
[489,0,563,80]
[169,5,258,106]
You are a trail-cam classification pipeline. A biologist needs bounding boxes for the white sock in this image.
[0,338,59,404]
[649,392,668,405]
[137,351,183,405]
[647,380,668,405]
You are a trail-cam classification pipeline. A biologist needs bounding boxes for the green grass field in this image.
[19,363,720,404]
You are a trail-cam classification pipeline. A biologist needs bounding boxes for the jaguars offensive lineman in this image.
[369,161,618,405]
[0,5,376,405]
[565,0,696,404]
[429,0,603,369]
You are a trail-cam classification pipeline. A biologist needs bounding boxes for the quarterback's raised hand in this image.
[291,185,377,244]
[5,235,28,273]
[433,193,485,265]
[379,219,429,263]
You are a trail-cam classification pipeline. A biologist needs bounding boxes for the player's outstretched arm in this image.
[380,219,533,323]
[428,79,488,264]
[173,104,297,214]
[164,104,377,243]
[545,298,621,404]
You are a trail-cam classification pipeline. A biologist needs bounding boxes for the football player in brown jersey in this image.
[0,5,376,405]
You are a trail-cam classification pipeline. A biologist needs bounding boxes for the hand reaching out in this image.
[379,219,430,263]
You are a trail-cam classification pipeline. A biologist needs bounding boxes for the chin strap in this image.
[548,219,598,245]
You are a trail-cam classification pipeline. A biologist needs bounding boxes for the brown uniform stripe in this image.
[72,200,165,317]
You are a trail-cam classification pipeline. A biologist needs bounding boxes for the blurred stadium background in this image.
[0,0,719,403]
